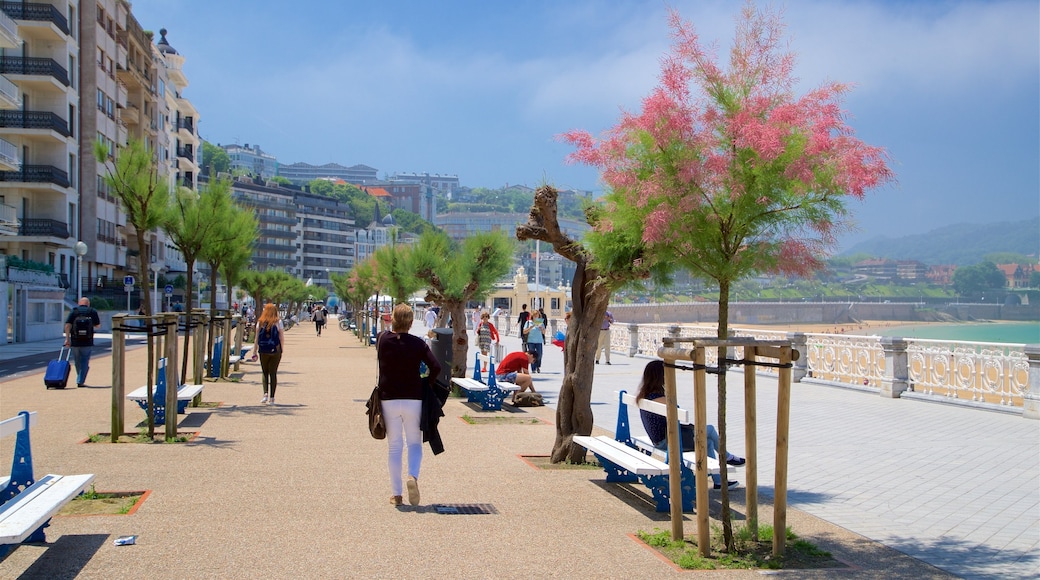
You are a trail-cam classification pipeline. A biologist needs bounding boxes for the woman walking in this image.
[476,311,499,359]
[377,303,442,506]
[255,303,284,405]
[524,310,546,373]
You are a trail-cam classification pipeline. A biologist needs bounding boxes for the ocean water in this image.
[879,322,1039,345]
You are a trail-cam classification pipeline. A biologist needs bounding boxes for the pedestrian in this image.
[377,303,442,507]
[635,360,744,490]
[517,304,530,350]
[596,310,615,365]
[424,306,437,328]
[471,307,482,333]
[313,304,327,336]
[495,350,537,403]
[63,297,101,388]
[524,309,546,373]
[476,311,500,360]
[255,303,284,405]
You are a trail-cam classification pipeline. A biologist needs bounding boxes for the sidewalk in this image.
[0,322,1033,578]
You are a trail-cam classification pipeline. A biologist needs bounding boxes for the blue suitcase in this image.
[45,347,72,389]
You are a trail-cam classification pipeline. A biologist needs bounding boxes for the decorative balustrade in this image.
[611,321,1034,418]
[0,56,70,86]
[0,136,18,168]
[18,218,68,238]
[0,110,70,136]
[1,2,70,35]
[0,74,20,107]
[0,164,70,187]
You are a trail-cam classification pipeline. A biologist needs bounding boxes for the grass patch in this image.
[521,455,601,470]
[461,414,542,425]
[59,486,145,516]
[636,523,842,571]
[84,430,196,443]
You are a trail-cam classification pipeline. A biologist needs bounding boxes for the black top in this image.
[376,331,442,400]
[639,393,668,445]
[65,306,101,347]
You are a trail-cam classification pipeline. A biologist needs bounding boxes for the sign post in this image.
[165,284,174,312]
[124,276,134,313]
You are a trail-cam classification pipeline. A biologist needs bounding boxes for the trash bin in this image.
[430,328,454,389]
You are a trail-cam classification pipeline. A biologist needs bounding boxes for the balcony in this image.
[0,8,18,48]
[177,118,194,139]
[2,2,70,36]
[176,146,194,162]
[0,74,20,109]
[18,218,68,238]
[0,164,70,188]
[0,110,70,137]
[0,136,18,170]
[120,102,139,125]
[0,56,70,87]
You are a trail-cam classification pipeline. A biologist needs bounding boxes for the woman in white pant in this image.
[376,304,442,506]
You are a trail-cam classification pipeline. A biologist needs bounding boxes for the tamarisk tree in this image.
[562,3,893,548]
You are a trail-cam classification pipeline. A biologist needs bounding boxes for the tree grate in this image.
[432,503,498,515]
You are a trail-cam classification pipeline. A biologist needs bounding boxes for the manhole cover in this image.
[432,503,498,515]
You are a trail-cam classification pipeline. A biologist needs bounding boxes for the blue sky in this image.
[133,1,1039,250]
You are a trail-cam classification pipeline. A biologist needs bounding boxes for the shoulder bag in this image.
[366,386,386,439]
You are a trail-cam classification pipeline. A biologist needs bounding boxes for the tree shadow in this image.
[2,533,107,576]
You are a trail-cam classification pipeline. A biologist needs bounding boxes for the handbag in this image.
[366,386,386,439]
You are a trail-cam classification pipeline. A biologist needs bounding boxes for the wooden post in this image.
[744,346,759,540]
[111,314,126,442]
[692,344,711,556]
[661,344,684,541]
[164,314,178,441]
[193,311,206,386]
[773,346,793,557]
[233,314,244,371]
[221,314,233,378]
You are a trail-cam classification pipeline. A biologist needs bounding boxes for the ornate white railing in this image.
[906,339,1028,407]
[616,322,1033,414]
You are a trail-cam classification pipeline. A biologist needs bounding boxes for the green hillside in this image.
[842,217,1038,265]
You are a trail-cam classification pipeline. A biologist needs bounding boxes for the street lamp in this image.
[149,260,163,314]
[74,241,88,300]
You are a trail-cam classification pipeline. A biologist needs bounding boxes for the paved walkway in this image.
[0,322,1035,579]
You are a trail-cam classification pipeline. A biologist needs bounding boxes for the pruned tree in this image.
[412,230,513,378]
[517,185,653,463]
[562,3,894,549]
[95,137,170,316]
[372,230,420,305]
[332,258,378,337]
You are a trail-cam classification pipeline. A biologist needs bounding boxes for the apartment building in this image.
[224,143,277,179]
[0,2,80,341]
[223,175,358,289]
[277,161,377,186]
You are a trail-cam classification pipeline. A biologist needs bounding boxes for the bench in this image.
[450,351,517,411]
[572,390,735,512]
[126,358,204,425]
[1,411,95,551]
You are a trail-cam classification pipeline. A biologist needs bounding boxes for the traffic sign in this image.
[165,284,174,296]
[124,285,133,293]
[124,275,135,286]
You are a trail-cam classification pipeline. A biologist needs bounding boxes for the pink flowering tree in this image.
[563,4,893,548]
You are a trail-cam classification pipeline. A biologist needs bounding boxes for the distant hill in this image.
[841,217,1039,265]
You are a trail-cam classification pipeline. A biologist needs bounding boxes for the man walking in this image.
[596,310,615,365]
[517,304,530,350]
[64,297,101,388]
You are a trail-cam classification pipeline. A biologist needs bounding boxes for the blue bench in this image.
[126,358,204,425]
[573,390,729,512]
[1,411,95,552]
[450,351,517,411]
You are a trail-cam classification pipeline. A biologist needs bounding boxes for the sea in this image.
[878,322,1039,345]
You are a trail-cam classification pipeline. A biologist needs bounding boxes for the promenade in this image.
[0,320,1036,579]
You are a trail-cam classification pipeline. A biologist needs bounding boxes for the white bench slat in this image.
[451,377,487,392]
[126,383,205,402]
[573,436,670,476]
[620,392,692,425]
[0,473,95,544]
[629,435,723,474]
[0,412,37,439]
[228,355,241,364]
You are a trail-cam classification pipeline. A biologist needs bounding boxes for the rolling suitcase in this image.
[45,347,72,389]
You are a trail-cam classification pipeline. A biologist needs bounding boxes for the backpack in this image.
[257,325,281,354]
[73,309,94,342]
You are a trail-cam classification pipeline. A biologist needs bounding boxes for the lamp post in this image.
[74,241,88,300]
[150,260,163,314]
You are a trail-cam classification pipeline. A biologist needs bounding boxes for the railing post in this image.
[627,323,640,357]
[787,332,808,382]
[879,337,909,398]
[1023,344,1040,420]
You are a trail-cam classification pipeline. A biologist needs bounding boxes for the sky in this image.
[131,1,1039,250]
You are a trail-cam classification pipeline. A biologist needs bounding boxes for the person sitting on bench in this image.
[495,351,536,403]
[635,359,745,490]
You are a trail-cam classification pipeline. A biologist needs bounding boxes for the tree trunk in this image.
[137,230,153,315]
[180,260,196,381]
[444,300,469,378]
[717,279,734,551]
[517,185,615,463]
